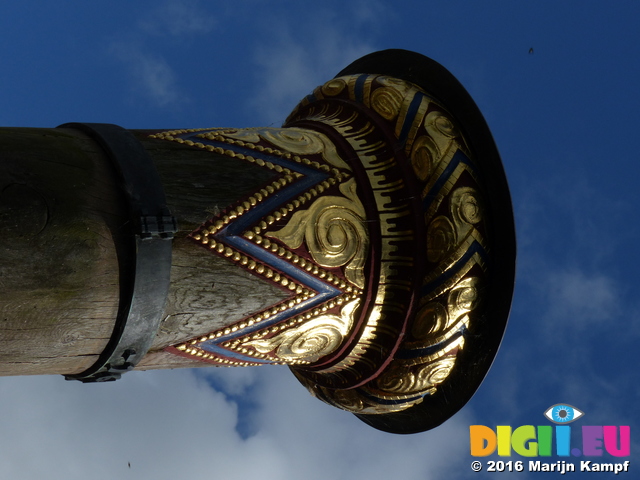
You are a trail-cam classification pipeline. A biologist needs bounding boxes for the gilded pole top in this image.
[154,49,515,434]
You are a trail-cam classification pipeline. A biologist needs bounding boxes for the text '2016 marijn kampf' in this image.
[529,460,630,474]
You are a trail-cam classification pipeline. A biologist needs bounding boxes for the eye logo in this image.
[544,404,584,424]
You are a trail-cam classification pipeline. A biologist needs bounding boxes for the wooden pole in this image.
[0,127,286,375]
[1,127,121,375]
[0,50,515,433]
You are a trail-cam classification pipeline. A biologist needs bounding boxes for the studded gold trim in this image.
[159,72,491,414]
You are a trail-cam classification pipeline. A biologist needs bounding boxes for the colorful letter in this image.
[497,426,512,456]
[603,426,630,457]
[537,426,553,456]
[556,426,571,456]
[470,425,496,456]
[582,426,604,456]
[512,425,537,456]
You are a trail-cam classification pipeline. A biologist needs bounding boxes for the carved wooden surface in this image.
[136,133,291,369]
[138,241,290,369]
[0,128,290,375]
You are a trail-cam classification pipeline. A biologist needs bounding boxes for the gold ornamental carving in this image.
[156,72,492,415]
[244,299,360,364]
[268,178,368,290]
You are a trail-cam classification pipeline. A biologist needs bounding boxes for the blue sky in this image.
[1,1,637,478]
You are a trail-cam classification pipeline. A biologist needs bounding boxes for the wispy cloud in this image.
[247,6,384,125]
[204,366,471,479]
[0,367,470,479]
[513,174,625,332]
[139,0,216,37]
[108,0,216,109]
[349,0,391,27]
[542,268,617,325]
[110,41,183,107]
[478,169,635,430]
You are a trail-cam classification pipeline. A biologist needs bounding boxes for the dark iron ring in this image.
[58,123,176,383]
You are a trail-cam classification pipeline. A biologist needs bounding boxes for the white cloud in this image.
[109,40,185,108]
[248,367,471,480]
[247,9,380,125]
[139,0,216,37]
[0,367,471,480]
[349,0,392,27]
[511,169,627,333]
[107,0,217,109]
[542,268,618,326]
[0,371,241,478]
[202,363,260,396]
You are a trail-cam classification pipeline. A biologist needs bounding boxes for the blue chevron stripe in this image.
[199,344,273,363]
[394,328,466,360]
[422,149,475,211]
[186,139,331,236]
[354,74,368,103]
[420,240,487,297]
[179,134,343,363]
[398,91,425,147]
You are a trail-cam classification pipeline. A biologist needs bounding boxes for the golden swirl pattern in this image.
[268,178,368,289]
[410,277,480,346]
[321,78,347,96]
[293,370,425,415]
[428,113,458,138]
[411,302,448,340]
[244,299,360,363]
[376,75,412,91]
[452,187,482,226]
[376,356,457,394]
[426,216,457,263]
[371,87,404,120]
[414,111,463,184]
[425,357,457,384]
[223,127,352,171]
[446,277,480,328]
[410,135,435,181]
[158,71,500,421]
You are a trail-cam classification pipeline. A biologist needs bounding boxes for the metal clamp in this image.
[58,123,176,382]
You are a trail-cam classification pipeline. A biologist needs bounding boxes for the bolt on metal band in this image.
[58,123,176,382]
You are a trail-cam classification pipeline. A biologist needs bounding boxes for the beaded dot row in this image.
[219,292,360,364]
[244,231,353,291]
[153,127,362,367]
[148,128,213,139]
[191,177,293,241]
[192,130,349,181]
[173,344,264,367]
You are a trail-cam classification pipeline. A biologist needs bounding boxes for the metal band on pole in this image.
[58,123,176,382]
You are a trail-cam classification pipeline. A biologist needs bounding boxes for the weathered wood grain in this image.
[136,133,291,368]
[0,128,291,375]
[0,128,121,375]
